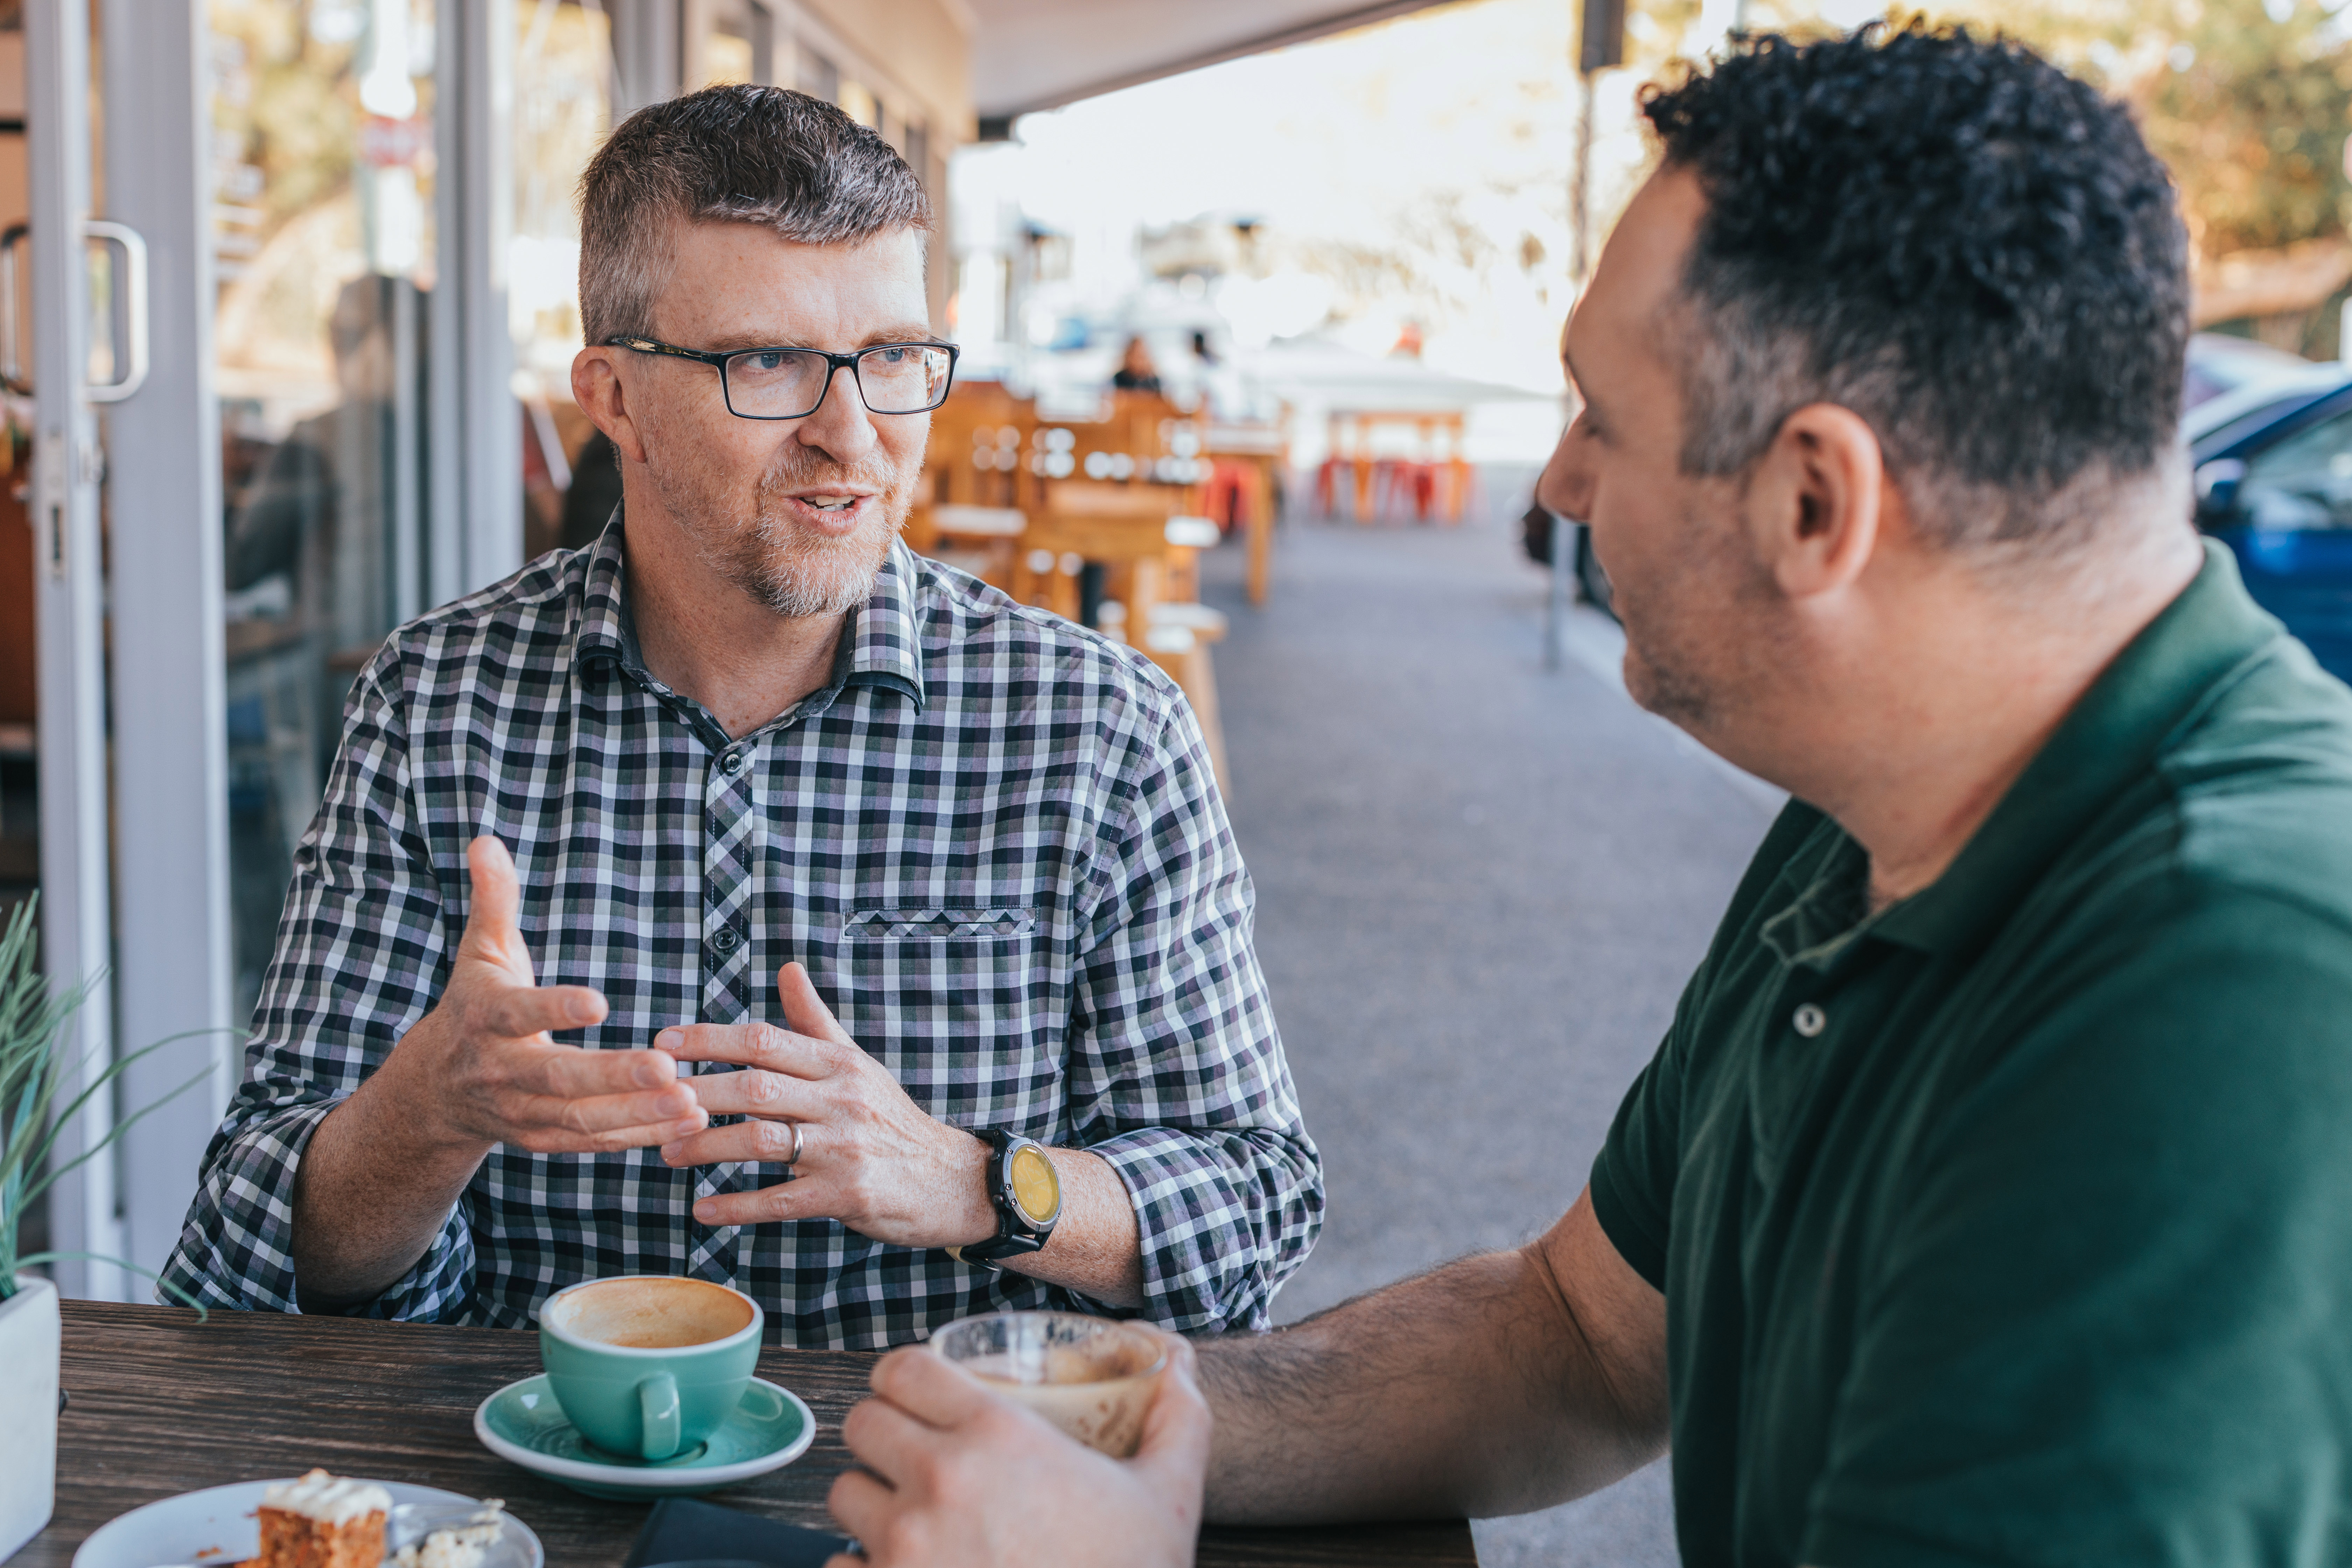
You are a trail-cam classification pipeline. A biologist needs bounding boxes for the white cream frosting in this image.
[391,1520,500,1568]
[260,1469,392,1525]
[390,1499,507,1568]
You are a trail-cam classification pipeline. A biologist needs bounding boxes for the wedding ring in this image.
[784,1118,805,1172]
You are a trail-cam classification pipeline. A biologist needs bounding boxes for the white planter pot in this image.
[0,1275,60,1561]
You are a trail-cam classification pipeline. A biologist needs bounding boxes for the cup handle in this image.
[638,1371,682,1461]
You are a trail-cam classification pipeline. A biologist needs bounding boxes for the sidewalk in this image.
[1200,512,1779,1567]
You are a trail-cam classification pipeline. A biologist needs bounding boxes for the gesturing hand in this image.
[824,1330,1208,1568]
[401,835,708,1156]
[654,963,996,1247]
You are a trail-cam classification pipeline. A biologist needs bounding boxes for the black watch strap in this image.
[954,1129,1056,1268]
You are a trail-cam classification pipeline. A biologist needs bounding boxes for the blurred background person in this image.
[1111,334,1163,393]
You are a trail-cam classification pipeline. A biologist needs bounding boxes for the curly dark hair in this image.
[1640,25,2190,550]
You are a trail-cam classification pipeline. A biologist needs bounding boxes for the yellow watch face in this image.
[1008,1143,1062,1227]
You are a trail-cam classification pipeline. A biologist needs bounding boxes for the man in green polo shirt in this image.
[815,26,2352,1568]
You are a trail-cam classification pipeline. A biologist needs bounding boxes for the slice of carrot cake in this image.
[240,1469,391,1568]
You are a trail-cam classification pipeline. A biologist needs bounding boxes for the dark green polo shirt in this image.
[1591,542,2352,1568]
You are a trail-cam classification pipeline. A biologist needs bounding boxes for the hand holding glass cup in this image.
[927,1310,1171,1457]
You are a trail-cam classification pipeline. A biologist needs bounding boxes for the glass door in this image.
[208,0,436,1022]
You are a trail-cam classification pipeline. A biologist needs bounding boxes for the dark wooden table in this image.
[17,1303,1476,1566]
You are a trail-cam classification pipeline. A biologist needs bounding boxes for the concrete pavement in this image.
[1198,506,1779,1566]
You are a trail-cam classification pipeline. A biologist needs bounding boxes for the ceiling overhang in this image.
[967,0,1468,125]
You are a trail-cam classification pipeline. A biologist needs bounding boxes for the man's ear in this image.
[1743,403,1885,600]
[571,345,651,466]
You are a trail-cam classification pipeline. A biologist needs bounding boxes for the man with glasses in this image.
[163,85,1322,1348]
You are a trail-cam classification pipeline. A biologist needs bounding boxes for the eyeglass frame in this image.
[603,334,961,421]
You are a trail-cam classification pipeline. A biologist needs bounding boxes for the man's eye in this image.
[750,352,787,372]
[872,346,911,365]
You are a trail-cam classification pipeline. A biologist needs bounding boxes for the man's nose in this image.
[1536,417,1594,523]
[792,362,881,465]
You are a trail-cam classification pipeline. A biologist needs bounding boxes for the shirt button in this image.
[711,926,742,954]
[721,749,746,775]
[1792,1002,1827,1038]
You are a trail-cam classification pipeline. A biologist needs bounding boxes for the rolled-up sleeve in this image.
[1071,698,1323,1332]
[160,657,468,1318]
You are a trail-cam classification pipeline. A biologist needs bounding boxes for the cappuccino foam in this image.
[546,1276,754,1349]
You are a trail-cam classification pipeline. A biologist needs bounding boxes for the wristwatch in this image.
[949,1128,1062,1267]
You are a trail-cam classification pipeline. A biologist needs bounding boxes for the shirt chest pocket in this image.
[837,908,1060,1125]
[844,908,1038,940]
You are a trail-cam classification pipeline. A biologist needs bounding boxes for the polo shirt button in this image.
[712,926,741,954]
[721,749,746,775]
[1792,1002,1827,1038]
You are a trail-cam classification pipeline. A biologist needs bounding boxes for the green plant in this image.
[0,895,212,1308]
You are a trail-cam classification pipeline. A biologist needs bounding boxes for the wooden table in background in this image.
[1205,424,1287,609]
[19,1303,1477,1567]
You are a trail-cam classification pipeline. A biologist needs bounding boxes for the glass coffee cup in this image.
[928,1310,1169,1458]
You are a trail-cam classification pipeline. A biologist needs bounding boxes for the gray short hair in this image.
[578,84,932,346]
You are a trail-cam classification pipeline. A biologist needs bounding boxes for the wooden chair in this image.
[1015,484,1230,793]
[911,381,1038,584]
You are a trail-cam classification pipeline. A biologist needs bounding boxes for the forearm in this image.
[999,1148,1144,1308]
[1195,1243,1665,1525]
[290,1043,487,1309]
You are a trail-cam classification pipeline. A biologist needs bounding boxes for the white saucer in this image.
[71,1479,543,1568]
[473,1373,817,1498]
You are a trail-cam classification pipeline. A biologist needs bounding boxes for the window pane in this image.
[703,0,754,88]
[2242,407,2352,531]
[513,0,612,559]
[798,47,838,106]
[210,0,436,1023]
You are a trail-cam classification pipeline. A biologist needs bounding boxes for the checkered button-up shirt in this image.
[161,525,1322,1346]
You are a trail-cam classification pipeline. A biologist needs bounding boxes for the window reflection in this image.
[211,0,435,1022]
[2241,407,2352,532]
[514,0,612,560]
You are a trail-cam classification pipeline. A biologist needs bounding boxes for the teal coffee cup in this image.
[538,1275,763,1461]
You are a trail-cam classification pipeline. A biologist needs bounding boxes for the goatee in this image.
[664,449,908,620]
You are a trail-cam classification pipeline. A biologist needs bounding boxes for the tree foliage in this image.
[1928,0,2352,258]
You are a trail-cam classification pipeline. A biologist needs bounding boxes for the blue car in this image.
[2190,356,2352,680]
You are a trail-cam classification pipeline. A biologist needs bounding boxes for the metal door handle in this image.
[83,220,149,404]
[0,220,152,402]
[0,223,27,396]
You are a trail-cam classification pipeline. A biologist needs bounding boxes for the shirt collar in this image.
[1870,537,2283,958]
[570,510,928,712]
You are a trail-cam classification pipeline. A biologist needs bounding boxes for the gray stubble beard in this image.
[657,448,912,621]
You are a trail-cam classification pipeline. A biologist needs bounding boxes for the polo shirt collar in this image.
[1871,538,2282,958]
[569,510,928,711]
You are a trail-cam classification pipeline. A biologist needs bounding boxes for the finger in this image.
[461,835,533,978]
[842,1392,949,1484]
[827,1467,896,1552]
[660,1115,809,1170]
[779,961,858,1047]
[515,1043,679,1099]
[869,1342,998,1430]
[476,983,610,1043]
[678,1066,818,1120]
[688,1174,827,1227]
[656,1020,834,1078]
[511,1107,709,1155]
[1130,1331,1212,1492]
[516,1082,701,1134]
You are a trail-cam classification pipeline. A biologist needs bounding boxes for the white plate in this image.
[71,1478,544,1568]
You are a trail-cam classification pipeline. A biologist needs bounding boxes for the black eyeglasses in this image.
[605,335,960,420]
